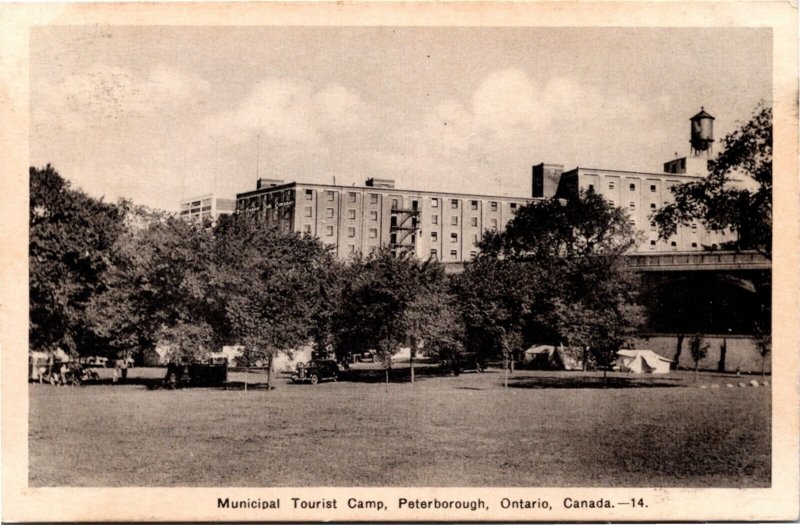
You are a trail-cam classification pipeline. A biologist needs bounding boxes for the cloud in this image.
[201,79,369,145]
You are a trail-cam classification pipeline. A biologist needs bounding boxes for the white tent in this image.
[615,350,672,374]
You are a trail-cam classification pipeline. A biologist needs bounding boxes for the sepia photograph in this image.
[1,2,798,522]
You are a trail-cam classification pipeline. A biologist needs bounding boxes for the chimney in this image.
[532,163,564,198]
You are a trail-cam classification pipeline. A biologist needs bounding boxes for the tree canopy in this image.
[653,103,772,258]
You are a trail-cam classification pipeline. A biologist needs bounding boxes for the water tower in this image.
[690,107,715,157]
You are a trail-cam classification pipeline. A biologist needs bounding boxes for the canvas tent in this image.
[615,350,672,374]
[523,345,584,371]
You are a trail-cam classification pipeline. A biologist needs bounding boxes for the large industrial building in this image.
[234,109,733,261]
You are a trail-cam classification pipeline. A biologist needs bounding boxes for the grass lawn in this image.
[29,367,770,487]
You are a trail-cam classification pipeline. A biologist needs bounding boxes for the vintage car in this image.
[291,359,343,385]
[163,361,228,388]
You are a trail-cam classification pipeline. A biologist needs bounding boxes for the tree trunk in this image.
[718,339,727,372]
[244,366,249,392]
[266,354,272,391]
[673,335,684,370]
[410,346,415,384]
[503,352,509,388]
[603,367,608,387]
[694,361,699,381]
[762,355,766,378]
[385,367,389,393]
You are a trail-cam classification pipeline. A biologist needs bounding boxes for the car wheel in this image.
[309,374,319,385]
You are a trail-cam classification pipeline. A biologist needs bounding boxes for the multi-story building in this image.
[179,193,236,223]
[235,108,735,260]
[236,177,531,262]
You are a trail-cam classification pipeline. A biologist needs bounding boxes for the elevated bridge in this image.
[625,250,770,272]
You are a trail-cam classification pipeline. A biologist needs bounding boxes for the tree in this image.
[689,334,710,379]
[753,322,771,378]
[453,258,536,387]
[335,248,461,388]
[86,212,220,364]
[211,215,335,390]
[470,190,644,384]
[29,165,124,356]
[653,103,772,258]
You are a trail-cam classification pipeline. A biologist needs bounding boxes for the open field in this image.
[29,367,770,487]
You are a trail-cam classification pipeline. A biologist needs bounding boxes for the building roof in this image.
[690,108,715,120]
[237,180,540,202]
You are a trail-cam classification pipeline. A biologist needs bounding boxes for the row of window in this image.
[595,181,665,192]
[429,249,478,260]
[302,188,519,211]
[647,240,699,250]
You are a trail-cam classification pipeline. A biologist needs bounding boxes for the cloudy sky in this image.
[30,26,771,211]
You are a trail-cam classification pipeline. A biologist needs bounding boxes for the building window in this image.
[325,225,334,236]
[471,217,478,227]
[490,218,498,230]
[691,223,698,232]
[649,240,656,248]
[431,198,439,208]
[349,192,357,203]
[471,200,478,210]
[370,193,379,204]
[451,216,458,226]
[629,183,636,191]
[469,251,477,258]
[691,242,698,248]
[369,228,377,239]
[303,224,311,234]
[348,244,356,254]
[450,250,458,259]
[370,210,378,221]
[650,203,657,210]
[450,233,458,243]
[346,227,355,237]
[588,184,595,191]
[326,208,334,218]
[430,249,438,260]
[450,199,458,209]
[609,181,615,190]
[327,191,335,201]
[472,234,479,244]
[392,198,399,209]
[629,202,636,210]
[304,206,312,218]
[431,231,438,241]
[305,189,313,200]
[650,184,657,192]
[490,201,498,212]
[650,223,656,231]
[670,241,677,248]
[347,209,356,220]
[432,214,438,225]
[510,203,517,210]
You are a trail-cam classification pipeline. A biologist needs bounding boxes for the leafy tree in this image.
[29,165,123,356]
[689,334,710,379]
[453,258,536,387]
[211,215,335,389]
[86,212,220,364]
[470,190,644,383]
[335,248,460,387]
[753,322,771,378]
[653,103,772,258]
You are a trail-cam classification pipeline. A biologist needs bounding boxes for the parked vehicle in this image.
[291,360,343,385]
[441,352,486,376]
[164,361,228,388]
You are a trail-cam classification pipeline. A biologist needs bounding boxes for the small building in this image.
[179,193,236,223]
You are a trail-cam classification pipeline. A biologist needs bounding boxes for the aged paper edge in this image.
[1,2,797,522]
